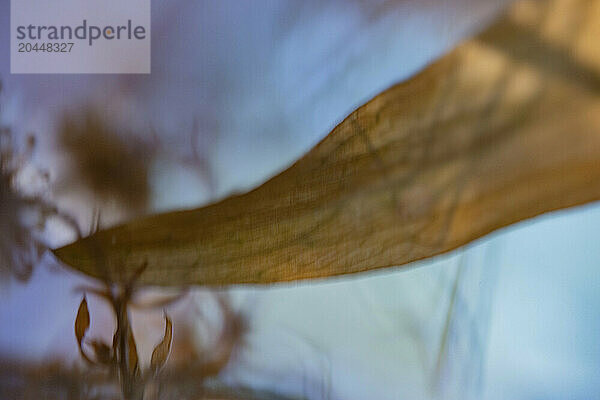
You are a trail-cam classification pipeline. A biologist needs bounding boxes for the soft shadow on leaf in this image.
[54,0,600,287]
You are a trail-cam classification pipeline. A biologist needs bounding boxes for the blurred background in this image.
[1,0,599,399]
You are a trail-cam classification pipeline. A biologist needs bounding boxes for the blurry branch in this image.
[74,264,148,400]
[54,0,600,286]
[0,359,298,400]
[58,109,153,217]
[0,82,81,282]
[0,359,113,400]
[57,189,246,399]
[186,116,217,196]
[58,106,217,225]
[72,255,247,399]
[152,294,248,399]
[163,294,246,381]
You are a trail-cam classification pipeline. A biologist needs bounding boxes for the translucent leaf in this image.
[53,0,600,286]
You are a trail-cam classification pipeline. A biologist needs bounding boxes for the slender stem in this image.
[111,290,143,400]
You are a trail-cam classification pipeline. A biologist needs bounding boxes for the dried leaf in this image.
[53,0,600,286]
[74,296,89,345]
[150,314,173,373]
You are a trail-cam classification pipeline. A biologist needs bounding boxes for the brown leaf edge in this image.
[150,313,173,374]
